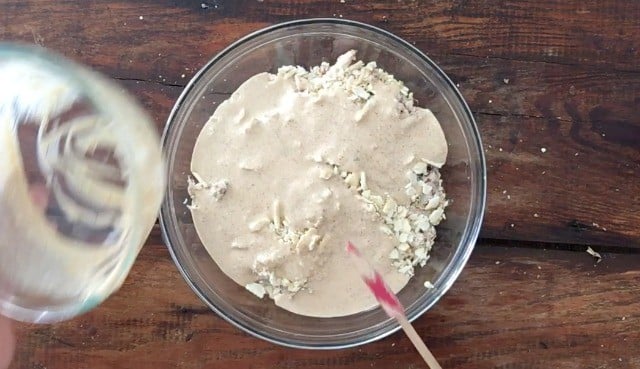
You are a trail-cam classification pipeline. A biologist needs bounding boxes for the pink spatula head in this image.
[345,241,404,318]
[346,241,442,369]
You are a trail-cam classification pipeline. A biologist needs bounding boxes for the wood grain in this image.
[9,238,640,369]
[2,0,638,248]
[3,0,638,76]
[2,1,639,248]
[3,1,640,368]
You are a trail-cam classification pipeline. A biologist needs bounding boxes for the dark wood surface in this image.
[11,232,640,369]
[4,0,638,248]
[2,0,640,368]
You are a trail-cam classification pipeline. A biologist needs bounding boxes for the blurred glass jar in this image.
[0,44,165,323]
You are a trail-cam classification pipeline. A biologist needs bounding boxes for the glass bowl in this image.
[160,19,486,349]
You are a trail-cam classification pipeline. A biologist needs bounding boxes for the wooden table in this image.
[3,1,639,368]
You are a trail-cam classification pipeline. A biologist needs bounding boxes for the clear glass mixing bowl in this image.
[160,19,486,349]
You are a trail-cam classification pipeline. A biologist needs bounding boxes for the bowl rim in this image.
[160,17,486,350]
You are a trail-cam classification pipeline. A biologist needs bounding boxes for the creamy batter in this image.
[189,51,448,317]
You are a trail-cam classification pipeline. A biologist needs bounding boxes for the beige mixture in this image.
[188,50,448,317]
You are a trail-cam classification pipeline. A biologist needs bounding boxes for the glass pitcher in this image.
[0,44,165,323]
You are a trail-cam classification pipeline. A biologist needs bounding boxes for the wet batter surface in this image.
[189,51,448,317]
